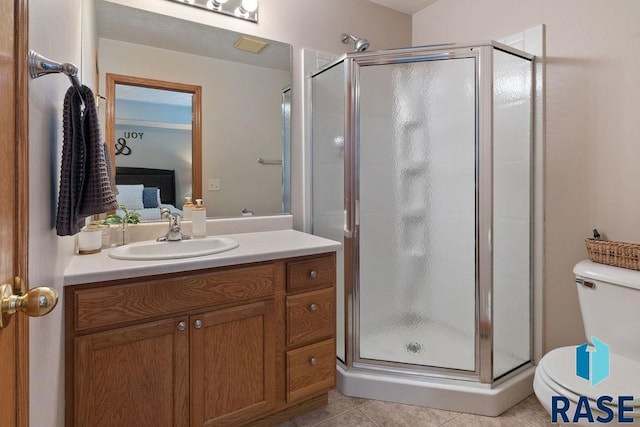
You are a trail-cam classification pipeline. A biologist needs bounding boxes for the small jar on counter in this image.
[77,224,103,254]
[89,220,112,249]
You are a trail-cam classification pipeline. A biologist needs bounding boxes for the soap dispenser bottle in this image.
[192,199,206,238]
[182,196,194,219]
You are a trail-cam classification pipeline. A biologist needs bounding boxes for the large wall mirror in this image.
[85,0,292,220]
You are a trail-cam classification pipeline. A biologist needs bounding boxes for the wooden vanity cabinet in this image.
[283,254,336,405]
[65,253,336,427]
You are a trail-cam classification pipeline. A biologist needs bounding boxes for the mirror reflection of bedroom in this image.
[96,1,291,221]
[108,76,202,221]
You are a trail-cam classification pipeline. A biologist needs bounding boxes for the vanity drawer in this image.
[286,287,335,347]
[286,338,335,403]
[287,254,335,293]
[73,263,275,331]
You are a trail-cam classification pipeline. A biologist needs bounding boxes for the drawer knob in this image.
[177,321,186,331]
[309,357,318,366]
[194,319,203,329]
[309,270,318,279]
[309,303,319,312]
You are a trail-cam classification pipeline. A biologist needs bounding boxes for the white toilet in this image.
[534,260,640,425]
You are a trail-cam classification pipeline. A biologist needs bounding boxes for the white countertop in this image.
[64,230,341,286]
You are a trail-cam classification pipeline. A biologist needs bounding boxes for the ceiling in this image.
[367,0,438,15]
[95,0,291,71]
[94,0,435,74]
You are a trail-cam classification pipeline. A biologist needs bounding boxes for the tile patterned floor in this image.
[279,390,555,427]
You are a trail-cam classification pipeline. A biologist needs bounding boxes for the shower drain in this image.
[405,342,423,353]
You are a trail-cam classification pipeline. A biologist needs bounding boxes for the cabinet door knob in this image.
[309,303,319,312]
[309,357,318,366]
[309,270,318,279]
[177,321,186,331]
[194,319,203,329]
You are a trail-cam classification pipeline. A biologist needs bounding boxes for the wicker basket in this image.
[585,238,640,270]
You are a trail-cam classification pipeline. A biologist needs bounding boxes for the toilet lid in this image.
[539,346,640,406]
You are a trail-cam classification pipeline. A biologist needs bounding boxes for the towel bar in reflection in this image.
[257,157,282,165]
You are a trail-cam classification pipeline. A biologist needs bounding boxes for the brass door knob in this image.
[0,283,58,328]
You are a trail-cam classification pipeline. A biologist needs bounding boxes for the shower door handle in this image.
[344,201,359,239]
[344,209,352,238]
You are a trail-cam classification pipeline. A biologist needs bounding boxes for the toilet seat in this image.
[538,346,640,408]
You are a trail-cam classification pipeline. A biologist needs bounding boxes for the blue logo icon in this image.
[551,336,634,423]
[576,336,609,386]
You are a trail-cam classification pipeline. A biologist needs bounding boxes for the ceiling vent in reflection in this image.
[233,36,269,54]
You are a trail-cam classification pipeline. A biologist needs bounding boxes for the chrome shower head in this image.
[341,33,369,52]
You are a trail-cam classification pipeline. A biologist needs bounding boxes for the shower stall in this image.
[310,42,534,415]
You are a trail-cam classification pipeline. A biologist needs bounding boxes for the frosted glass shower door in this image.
[492,49,532,379]
[310,63,346,362]
[357,58,477,371]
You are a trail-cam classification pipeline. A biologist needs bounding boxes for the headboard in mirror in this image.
[115,167,177,207]
[89,0,292,220]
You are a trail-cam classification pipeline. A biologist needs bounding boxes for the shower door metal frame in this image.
[343,43,535,384]
[310,41,535,385]
[344,46,486,382]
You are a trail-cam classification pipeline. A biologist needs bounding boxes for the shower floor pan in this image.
[359,316,527,375]
[340,316,533,416]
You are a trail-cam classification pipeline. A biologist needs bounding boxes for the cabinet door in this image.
[74,318,189,427]
[190,301,276,426]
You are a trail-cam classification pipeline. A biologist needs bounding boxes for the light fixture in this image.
[205,0,228,10]
[167,0,258,23]
[239,0,258,14]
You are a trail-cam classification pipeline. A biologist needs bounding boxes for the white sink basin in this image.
[109,237,239,260]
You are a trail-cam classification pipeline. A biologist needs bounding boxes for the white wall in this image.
[99,38,290,217]
[29,1,82,426]
[80,0,97,90]
[26,1,411,426]
[103,0,412,227]
[414,0,640,353]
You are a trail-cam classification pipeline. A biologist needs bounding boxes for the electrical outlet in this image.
[208,179,220,191]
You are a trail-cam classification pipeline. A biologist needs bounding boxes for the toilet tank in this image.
[574,260,640,362]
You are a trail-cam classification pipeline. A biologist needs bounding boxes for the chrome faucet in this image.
[157,214,191,242]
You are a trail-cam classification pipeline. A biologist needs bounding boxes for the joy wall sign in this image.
[115,131,144,156]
